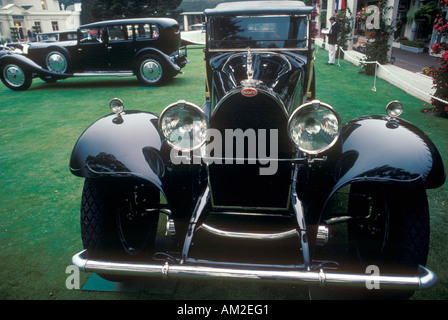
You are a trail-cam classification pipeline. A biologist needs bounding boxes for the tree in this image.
[428,0,448,118]
[85,0,182,22]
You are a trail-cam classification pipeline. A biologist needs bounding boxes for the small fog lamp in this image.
[386,101,403,118]
[109,98,124,115]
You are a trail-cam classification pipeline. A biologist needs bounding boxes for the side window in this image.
[126,25,134,40]
[80,27,103,43]
[135,24,159,40]
[151,24,159,39]
[107,25,127,42]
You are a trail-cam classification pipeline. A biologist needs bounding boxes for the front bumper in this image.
[72,250,437,291]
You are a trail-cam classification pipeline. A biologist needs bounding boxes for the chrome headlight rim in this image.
[287,100,341,155]
[159,100,209,152]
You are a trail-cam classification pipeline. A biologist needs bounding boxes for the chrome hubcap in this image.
[46,52,67,73]
[3,64,25,87]
[141,59,162,83]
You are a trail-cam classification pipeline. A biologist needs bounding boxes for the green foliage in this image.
[335,8,354,51]
[400,40,425,48]
[407,0,441,26]
[86,0,182,21]
[429,0,448,118]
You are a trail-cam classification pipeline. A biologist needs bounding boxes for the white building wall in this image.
[0,0,81,41]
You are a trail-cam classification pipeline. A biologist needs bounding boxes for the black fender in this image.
[70,110,207,238]
[315,115,445,227]
[325,115,445,204]
[0,53,69,78]
[135,47,181,73]
[69,111,165,190]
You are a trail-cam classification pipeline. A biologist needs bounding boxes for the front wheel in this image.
[347,185,429,274]
[1,63,32,91]
[136,54,166,86]
[346,185,430,298]
[80,179,160,262]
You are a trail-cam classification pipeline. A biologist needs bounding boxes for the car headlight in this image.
[159,100,209,151]
[287,100,341,155]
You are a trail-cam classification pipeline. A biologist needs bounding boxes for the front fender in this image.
[0,53,69,78]
[69,111,165,190]
[332,115,445,193]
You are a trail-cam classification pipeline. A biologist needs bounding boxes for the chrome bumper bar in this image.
[72,250,437,291]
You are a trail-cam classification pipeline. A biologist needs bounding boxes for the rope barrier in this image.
[334,46,448,106]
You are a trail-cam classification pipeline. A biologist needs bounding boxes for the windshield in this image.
[209,15,308,50]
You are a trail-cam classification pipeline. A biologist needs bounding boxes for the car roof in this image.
[80,18,178,29]
[204,1,314,16]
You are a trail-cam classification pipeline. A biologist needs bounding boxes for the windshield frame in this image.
[206,14,311,52]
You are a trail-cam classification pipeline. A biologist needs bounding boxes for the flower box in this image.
[400,44,425,53]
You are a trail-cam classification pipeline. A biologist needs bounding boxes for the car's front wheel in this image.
[136,54,166,86]
[1,62,32,91]
[80,179,160,263]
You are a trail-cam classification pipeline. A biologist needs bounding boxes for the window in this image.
[210,16,308,49]
[41,0,47,10]
[51,21,59,31]
[34,22,41,34]
[79,27,104,43]
[135,24,159,40]
[107,25,127,42]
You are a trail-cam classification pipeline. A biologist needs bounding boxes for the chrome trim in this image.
[3,64,25,87]
[73,72,134,77]
[165,218,176,237]
[291,165,310,265]
[200,223,299,240]
[185,258,305,270]
[287,100,342,155]
[316,224,329,246]
[72,250,437,290]
[181,185,210,261]
[158,100,210,152]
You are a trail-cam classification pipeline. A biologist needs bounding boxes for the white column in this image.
[386,0,399,58]
[347,0,358,50]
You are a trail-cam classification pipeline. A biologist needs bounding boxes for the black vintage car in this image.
[70,1,445,298]
[0,18,188,90]
[36,30,78,42]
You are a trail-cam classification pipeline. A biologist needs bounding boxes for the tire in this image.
[1,62,32,91]
[44,49,70,74]
[346,184,429,298]
[80,179,160,263]
[136,54,166,86]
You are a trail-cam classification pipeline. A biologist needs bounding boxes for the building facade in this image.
[0,0,81,42]
[320,0,447,55]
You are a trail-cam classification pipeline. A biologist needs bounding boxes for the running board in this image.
[73,72,134,77]
[72,250,437,291]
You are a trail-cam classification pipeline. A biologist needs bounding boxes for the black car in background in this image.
[36,30,78,42]
[0,18,188,90]
[69,1,445,299]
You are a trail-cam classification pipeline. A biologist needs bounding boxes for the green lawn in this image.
[0,46,446,300]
